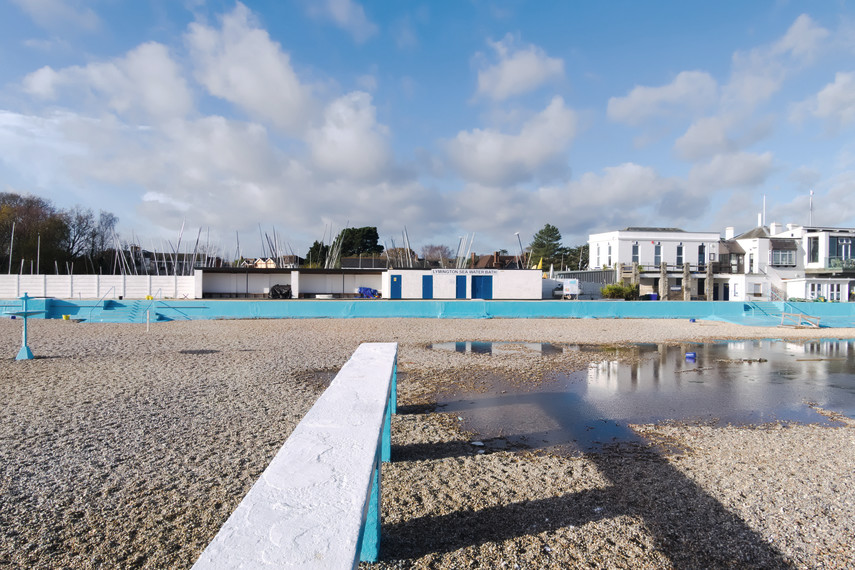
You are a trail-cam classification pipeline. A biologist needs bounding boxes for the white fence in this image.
[0,273,201,299]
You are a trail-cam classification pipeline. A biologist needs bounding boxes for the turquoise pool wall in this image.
[4,298,855,327]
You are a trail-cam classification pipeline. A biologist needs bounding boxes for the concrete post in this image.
[631,262,640,286]
[683,262,691,301]
[706,262,713,300]
[616,263,624,285]
[659,262,668,300]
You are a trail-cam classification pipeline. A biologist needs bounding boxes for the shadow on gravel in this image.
[395,403,436,415]
[382,392,793,569]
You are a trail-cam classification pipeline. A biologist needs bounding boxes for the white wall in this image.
[0,273,200,299]
[589,230,720,268]
[385,270,542,300]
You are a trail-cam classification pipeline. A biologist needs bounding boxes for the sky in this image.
[1,1,854,259]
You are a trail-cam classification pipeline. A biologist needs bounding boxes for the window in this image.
[808,236,819,263]
[810,283,820,299]
[654,243,661,266]
[770,249,796,266]
[631,243,639,264]
[830,237,852,260]
[596,244,600,267]
[676,244,683,265]
[698,244,706,266]
[831,283,841,301]
[607,244,612,267]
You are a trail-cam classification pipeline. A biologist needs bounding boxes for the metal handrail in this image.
[87,286,115,322]
[141,288,163,323]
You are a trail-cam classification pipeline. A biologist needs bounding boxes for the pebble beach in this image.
[1,316,854,569]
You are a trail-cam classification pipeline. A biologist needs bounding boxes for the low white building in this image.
[381,269,542,300]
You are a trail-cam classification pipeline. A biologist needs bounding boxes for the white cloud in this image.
[306,0,378,43]
[186,2,315,133]
[446,96,577,185]
[607,71,718,126]
[307,91,391,181]
[802,71,855,126]
[10,0,99,31]
[688,152,775,190]
[21,42,193,122]
[476,34,564,101]
[724,14,829,109]
[674,116,735,161]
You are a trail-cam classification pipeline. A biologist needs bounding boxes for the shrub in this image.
[601,283,639,300]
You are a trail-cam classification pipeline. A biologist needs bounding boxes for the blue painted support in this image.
[358,449,382,563]
[363,353,396,562]
[381,396,392,463]
[391,360,397,413]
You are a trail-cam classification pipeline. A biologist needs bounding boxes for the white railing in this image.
[192,342,398,569]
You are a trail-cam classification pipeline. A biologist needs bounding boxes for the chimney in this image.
[725,227,735,240]
[769,222,782,235]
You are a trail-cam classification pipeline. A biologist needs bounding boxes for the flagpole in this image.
[809,190,814,226]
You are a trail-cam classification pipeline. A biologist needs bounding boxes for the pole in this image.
[810,190,814,226]
[8,221,14,274]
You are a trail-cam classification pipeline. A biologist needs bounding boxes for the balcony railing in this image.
[621,263,715,274]
[825,256,855,270]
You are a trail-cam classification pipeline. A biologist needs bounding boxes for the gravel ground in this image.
[0,317,853,569]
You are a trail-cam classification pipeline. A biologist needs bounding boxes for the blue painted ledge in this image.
[4,298,855,327]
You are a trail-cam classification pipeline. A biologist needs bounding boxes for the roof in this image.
[623,227,686,233]
[734,226,770,239]
[719,240,745,254]
[770,238,798,251]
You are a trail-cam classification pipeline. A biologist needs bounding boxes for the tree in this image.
[420,244,454,264]
[305,240,329,268]
[336,227,384,257]
[0,192,69,273]
[529,223,563,268]
[561,244,589,271]
[385,247,418,267]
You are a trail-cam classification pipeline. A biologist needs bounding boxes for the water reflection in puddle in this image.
[436,339,855,454]
[430,341,581,355]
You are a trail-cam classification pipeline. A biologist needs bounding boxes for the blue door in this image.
[722,283,729,301]
[471,275,493,299]
[422,275,433,299]
[455,275,466,299]
[390,275,402,299]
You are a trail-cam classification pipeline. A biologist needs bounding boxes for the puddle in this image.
[430,341,578,355]
[437,339,855,455]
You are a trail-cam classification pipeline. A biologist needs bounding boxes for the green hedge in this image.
[601,283,639,300]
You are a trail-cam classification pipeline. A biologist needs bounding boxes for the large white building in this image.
[588,224,855,302]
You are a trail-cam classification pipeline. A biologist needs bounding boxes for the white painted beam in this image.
[192,342,398,569]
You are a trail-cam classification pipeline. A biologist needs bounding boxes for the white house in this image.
[590,224,855,302]
[588,227,721,299]
[729,223,854,302]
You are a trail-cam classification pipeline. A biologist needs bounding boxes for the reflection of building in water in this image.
[585,340,855,397]
[432,341,566,355]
